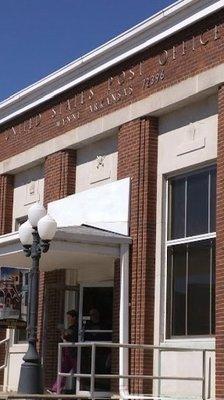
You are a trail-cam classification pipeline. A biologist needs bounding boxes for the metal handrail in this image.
[60,341,214,351]
[0,338,10,371]
[57,342,215,399]
[0,396,118,399]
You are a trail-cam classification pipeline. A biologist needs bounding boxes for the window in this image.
[15,216,28,231]
[166,167,216,337]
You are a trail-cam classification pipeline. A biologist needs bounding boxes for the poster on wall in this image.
[0,267,29,329]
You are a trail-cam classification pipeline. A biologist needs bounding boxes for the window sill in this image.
[161,337,215,350]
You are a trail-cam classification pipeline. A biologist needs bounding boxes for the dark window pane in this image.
[166,248,172,338]
[187,172,208,236]
[211,240,215,334]
[210,170,216,233]
[25,291,28,307]
[14,328,27,343]
[187,241,210,335]
[172,245,186,336]
[169,178,185,240]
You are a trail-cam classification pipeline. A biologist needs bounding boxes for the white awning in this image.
[0,225,131,271]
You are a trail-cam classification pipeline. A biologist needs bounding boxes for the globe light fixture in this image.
[18,220,34,246]
[38,214,57,241]
[18,203,57,395]
[28,202,47,228]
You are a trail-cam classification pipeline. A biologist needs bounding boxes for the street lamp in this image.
[18,203,57,394]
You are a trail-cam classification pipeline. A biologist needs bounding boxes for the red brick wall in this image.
[0,11,224,163]
[0,174,14,235]
[216,85,224,398]
[111,259,120,392]
[41,270,66,388]
[37,149,76,388]
[44,149,76,205]
[0,174,14,386]
[117,117,158,393]
[0,7,222,396]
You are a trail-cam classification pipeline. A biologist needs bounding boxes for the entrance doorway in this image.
[42,280,114,394]
[77,283,113,395]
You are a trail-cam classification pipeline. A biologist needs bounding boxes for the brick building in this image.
[0,0,223,397]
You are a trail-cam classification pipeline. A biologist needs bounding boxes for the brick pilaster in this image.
[0,174,14,386]
[37,149,76,388]
[111,259,120,393]
[0,174,14,235]
[43,149,76,205]
[216,85,224,398]
[117,117,158,394]
[41,270,66,388]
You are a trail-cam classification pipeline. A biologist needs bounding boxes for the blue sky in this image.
[0,0,175,101]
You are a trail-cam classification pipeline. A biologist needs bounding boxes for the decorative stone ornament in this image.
[96,155,105,169]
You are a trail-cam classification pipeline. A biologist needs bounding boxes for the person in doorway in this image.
[86,308,111,340]
[63,309,78,343]
[85,308,111,390]
[84,308,101,341]
[48,309,78,394]
[87,308,101,330]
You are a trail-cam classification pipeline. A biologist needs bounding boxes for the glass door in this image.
[77,283,113,396]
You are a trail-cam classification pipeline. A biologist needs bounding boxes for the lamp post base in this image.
[18,361,44,394]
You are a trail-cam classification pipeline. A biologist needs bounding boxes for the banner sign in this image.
[0,267,28,329]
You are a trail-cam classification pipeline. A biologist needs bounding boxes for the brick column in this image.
[117,117,158,394]
[41,270,66,388]
[216,85,224,398]
[37,149,76,388]
[0,174,14,234]
[0,174,14,386]
[43,149,76,204]
[111,259,120,393]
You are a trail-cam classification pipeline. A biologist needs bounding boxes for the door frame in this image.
[76,281,114,397]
